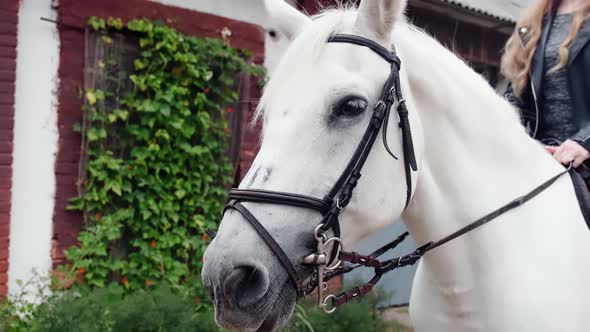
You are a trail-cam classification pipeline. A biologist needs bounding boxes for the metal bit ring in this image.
[324,237,343,270]
[321,294,337,314]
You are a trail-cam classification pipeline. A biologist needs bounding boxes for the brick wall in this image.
[236,103,262,181]
[298,0,335,14]
[0,0,19,296]
[52,0,264,267]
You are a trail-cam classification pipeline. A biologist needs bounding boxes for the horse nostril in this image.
[223,264,270,308]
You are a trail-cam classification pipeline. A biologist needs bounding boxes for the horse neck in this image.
[395,26,566,285]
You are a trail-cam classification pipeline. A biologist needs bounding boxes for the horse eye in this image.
[335,97,368,117]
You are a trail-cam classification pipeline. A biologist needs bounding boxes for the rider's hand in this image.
[545,139,590,168]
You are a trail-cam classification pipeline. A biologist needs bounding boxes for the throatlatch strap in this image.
[393,71,417,208]
[225,200,303,297]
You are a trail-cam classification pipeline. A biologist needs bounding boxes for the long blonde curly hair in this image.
[501,0,590,96]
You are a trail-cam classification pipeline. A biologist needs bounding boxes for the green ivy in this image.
[66,17,262,295]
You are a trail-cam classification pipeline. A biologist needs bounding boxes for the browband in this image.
[327,34,401,68]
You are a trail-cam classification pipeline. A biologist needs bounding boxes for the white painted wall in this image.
[150,0,296,72]
[152,0,268,25]
[8,0,59,296]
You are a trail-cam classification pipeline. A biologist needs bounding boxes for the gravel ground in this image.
[381,306,414,331]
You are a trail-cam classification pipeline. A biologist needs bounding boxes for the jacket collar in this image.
[518,13,590,95]
[569,16,590,65]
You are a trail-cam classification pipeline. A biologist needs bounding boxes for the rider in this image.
[502,0,590,170]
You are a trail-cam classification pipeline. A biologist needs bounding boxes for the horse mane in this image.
[256,4,521,127]
[391,22,523,125]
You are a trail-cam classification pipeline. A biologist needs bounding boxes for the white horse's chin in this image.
[215,283,296,332]
[255,310,286,332]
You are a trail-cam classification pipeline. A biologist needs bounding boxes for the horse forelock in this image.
[254,7,358,125]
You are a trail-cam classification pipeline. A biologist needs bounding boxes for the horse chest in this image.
[409,258,590,332]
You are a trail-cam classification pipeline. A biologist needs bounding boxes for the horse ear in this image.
[354,0,407,43]
[264,0,310,42]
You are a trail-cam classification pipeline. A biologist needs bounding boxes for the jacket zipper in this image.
[530,79,540,139]
[518,27,540,139]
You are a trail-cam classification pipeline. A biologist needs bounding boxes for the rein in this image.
[206,33,570,313]
[320,164,570,308]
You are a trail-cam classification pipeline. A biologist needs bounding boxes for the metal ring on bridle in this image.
[322,294,337,314]
[314,224,328,241]
[324,237,343,270]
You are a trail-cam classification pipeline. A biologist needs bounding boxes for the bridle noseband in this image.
[208,33,570,313]
[220,34,417,311]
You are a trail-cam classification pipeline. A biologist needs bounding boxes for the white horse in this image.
[202,0,590,331]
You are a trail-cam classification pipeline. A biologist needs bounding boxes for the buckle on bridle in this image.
[335,198,343,211]
[374,100,387,113]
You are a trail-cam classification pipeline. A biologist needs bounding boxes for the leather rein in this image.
[206,34,570,313]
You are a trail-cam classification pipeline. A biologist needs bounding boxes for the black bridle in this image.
[225,33,415,300]
[209,33,570,313]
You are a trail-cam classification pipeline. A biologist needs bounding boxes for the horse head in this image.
[201,1,422,331]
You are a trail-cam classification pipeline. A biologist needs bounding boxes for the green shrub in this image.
[2,283,219,332]
[288,297,385,332]
[0,274,53,332]
[34,284,215,332]
[1,281,401,332]
[0,298,34,332]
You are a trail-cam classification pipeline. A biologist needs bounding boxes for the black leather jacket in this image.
[505,13,590,150]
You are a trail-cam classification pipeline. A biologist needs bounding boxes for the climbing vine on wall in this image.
[65,17,262,293]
